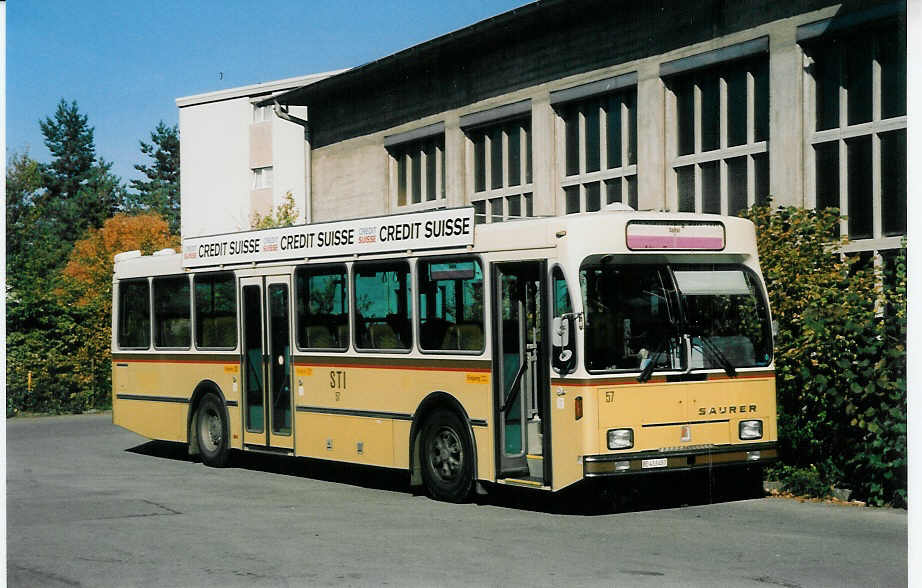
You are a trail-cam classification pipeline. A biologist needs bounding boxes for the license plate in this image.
[641,458,668,469]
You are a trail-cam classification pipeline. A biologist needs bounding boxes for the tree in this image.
[37,99,125,243]
[129,122,180,234]
[251,191,299,229]
[58,214,177,412]
[39,100,96,204]
[5,151,43,286]
[7,101,135,416]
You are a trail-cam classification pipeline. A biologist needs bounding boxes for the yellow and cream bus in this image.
[112,206,777,502]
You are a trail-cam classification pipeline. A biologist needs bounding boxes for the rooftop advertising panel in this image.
[182,207,474,269]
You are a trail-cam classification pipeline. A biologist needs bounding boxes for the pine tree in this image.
[37,99,125,242]
[39,100,96,203]
[130,121,180,234]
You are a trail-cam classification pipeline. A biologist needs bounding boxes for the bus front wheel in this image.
[196,393,230,467]
[420,409,473,503]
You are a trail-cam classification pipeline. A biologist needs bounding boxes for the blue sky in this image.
[7,0,529,183]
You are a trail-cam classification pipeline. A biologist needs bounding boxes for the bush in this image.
[772,465,833,498]
[741,204,906,507]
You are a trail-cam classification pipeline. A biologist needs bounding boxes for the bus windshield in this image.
[579,262,772,373]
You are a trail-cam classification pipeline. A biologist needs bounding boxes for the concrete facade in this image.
[178,1,906,260]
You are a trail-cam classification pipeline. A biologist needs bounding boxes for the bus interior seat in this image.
[366,321,401,349]
[420,318,450,349]
[441,323,484,350]
[303,324,334,348]
[333,322,348,348]
[200,316,236,347]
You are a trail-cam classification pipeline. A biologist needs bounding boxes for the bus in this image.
[111,205,778,502]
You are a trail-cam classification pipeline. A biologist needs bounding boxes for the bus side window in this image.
[194,272,237,349]
[354,261,412,351]
[296,264,349,351]
[418,258,484,352]
[153,276,191,349]
[118,279,151,349]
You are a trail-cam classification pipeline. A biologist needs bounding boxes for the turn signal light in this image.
[575,396,583,420]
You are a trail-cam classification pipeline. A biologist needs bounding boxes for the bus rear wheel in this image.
[420,409,473,503]
[196,393,230,467]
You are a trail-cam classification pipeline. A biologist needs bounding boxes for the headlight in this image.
[739,420,763,440]
[607,428,634,450]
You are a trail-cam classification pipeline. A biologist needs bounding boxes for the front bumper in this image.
[583,442,778,477]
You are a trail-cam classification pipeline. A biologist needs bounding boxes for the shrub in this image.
[741,204,906,507]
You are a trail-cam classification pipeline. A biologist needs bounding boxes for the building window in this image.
[667,56,769,216]
[558,87,637,214]
[389,135,445,208]
[253,104,273,123]
[252,166,273,190]
[804,24,906,244]
[467,118,533,224]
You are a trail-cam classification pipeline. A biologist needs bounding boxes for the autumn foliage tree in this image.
[7,213,177,414]
[59,213,179,410]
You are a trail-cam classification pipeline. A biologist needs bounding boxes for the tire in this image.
[420,409,474,503]
[196,393,230,467]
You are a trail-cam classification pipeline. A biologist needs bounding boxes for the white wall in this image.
[180,98,251,237]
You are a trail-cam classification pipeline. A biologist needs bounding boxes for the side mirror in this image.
[771,319,780,338]
[552,315,577,375]
[552,316,569,348]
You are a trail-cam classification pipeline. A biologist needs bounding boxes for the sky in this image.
[6,0,530,184]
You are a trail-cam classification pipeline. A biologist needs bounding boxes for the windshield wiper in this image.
[692,333,736,378]
[637,333,676,383]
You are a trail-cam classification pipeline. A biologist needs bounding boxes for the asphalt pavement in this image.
[6,414,908,587]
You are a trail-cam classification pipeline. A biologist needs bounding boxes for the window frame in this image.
[117,278,152,350]
[387,127,447,212]
[193,271,238,351]
[415,254,486,356]
[464,115,534,224]
[152,274,192,351]
[252,166,273,190]
[351,259,414,354]
[801,20,907,254]
[555,85,639,214]
[294,262,351,353]
[664,52,770,216]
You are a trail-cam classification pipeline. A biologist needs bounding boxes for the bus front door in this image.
[493,261,550,485]
[240,275,294,452]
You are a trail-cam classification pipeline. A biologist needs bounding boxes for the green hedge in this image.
[741,205,906,507]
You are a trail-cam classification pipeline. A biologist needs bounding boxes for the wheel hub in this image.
[429,426,462,481]
[201,409,222,451]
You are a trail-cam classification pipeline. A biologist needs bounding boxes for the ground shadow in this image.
[473,469,765,515]
[127,440,413,494]
[127,441,763,515]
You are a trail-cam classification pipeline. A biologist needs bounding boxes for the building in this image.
[177,71,343,237]
[180,0,906,264]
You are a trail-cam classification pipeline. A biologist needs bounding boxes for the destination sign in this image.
[182,207,474,268]
[625,220,725,251]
